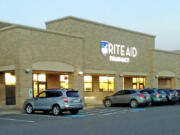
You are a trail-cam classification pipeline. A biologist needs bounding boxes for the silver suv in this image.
[23,89,83,115]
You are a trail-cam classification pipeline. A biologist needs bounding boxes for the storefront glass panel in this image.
[5,73,16,85]
[60,75,69,89]
[84,76,92,92]
[33,82,38,97]
[99,76,114,92]
[124,77,145,89]
[33,74,46,97]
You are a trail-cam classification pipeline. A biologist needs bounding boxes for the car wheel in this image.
[104,99,112,107]
[25,104,33,114]
[70,110,79,115]
[52,105,61,116]
[130,100,138,108]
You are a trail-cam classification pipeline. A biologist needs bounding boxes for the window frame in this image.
[99,76,114,92]
[84,76,93,92]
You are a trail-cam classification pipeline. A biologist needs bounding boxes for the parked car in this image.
[159,89,179,104]
[138,90,152,106]
[23,89,83,116]
[175,89,180,101]
[103,90,151,108]
[141,88,167,105]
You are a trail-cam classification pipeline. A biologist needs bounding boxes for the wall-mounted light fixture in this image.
[78,71,83,76]
[119,74,123,78]
[155,75,159,79]
[25,68,31,73]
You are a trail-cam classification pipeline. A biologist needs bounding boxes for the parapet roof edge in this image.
[151,49,180,55]
[0,21,83,39]
[46,16,156,38]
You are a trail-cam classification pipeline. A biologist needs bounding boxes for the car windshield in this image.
[158,90,166,94]
[147,90,154,94]
[128,90,137,94]
[169,90,175,92]
[176,90,180,93]
[160,90,170,94]
[140,91,148,94]
[66,91,80,97]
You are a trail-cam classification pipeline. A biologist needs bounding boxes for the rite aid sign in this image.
[100,41,138,63]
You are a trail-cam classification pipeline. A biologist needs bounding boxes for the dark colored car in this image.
[175,90,180,101]
[159,89,179,104]
[141,88,167,104]
[103,90,151,108]
[23,89,83,116]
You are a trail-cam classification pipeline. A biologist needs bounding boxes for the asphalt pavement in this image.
[0,104,180,135]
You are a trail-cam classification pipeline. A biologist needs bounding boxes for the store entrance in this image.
[33,74,47,97]
[32,72,70,97]
[124,76,146,89]
[33,82,46,97]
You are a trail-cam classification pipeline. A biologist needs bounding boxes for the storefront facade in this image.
[0,16,180,108]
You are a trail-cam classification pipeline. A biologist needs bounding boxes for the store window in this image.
[99,76,114,92]
[5,73,16,85]
[132,77,145,89]
[60,75,69,89]
[33,74,46,97]
[84,76,92,92]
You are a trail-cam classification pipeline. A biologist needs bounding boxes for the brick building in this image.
[0,16,180,108]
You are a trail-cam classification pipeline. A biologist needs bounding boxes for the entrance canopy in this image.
[0,65,15,71]
[158,71,175,77]
[122,72,147,76]
[32,61,74,72]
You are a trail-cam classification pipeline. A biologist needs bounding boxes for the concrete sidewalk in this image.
[83,104,104,110]
[0,106,23,115]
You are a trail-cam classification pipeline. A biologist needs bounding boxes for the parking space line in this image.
[102,112,115,116]
[11,107,148,119]
[0,117,35,123]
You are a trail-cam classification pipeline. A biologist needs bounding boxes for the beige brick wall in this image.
[0,29,18,66]
[0,26,85,107]
[46,18,155,90]
[0,73,5,105]
[152,50,180,88]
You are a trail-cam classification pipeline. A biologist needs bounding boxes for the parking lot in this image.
[1,104,180,135]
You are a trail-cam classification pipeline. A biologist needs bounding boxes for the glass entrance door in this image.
[33,74,46,97]
[39,83,46,93]
[33,82,46,97]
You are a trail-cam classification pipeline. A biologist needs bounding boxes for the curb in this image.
[83,104,104,110]
[0,105,104,115]
[0,110,22,115]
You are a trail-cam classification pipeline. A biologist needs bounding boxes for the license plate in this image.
[72,99,80,103]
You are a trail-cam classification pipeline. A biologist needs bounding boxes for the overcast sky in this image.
[0,0,179,51]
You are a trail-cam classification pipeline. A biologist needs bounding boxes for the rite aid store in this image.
[0,16,180,107]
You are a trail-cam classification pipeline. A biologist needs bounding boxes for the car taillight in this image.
[138,94,145,98]
[155,94,160,97]
[62,97,68,103]
[178,93,180,97]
